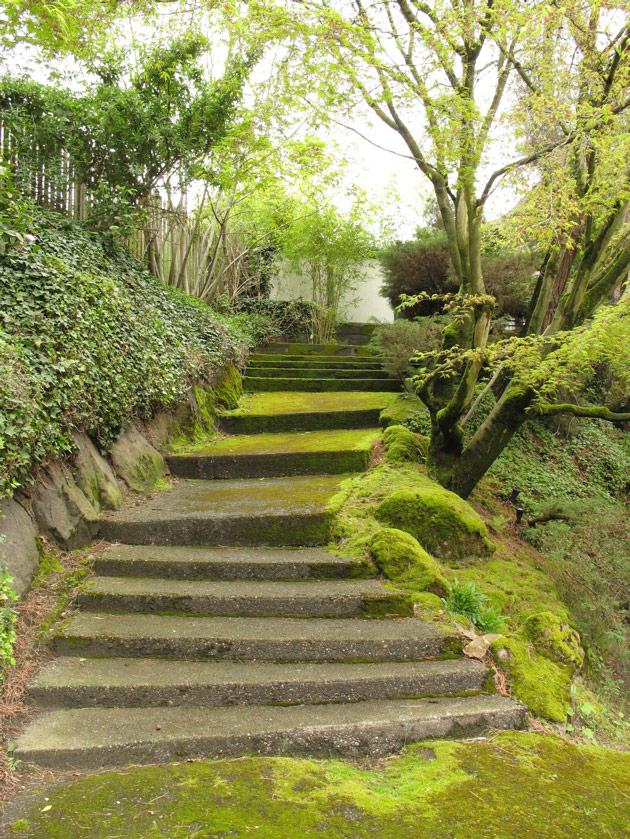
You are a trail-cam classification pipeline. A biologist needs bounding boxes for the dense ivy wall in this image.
[0,210,267,498]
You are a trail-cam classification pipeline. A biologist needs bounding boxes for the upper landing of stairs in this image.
[244,342,399,392]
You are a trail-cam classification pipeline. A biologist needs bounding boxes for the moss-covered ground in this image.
[225,391,397,417]
[170,428,379,456]
[5,732,629,838]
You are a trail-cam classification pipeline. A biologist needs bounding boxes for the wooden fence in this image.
[0,120,91,219]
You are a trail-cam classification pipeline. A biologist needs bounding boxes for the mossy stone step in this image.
[99,475,344,547]
[78,578,412,618]
[245,367,391,380]
[93,546,372,581]
[14,695,525,769]
[258,342,374,357]
[244,377,400,393]
[29,658,488,709]
[167,429,378,479]
[249,357,384,369]
[54,614,459,661]
[220,392,396,434]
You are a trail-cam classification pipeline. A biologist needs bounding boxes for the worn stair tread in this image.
[248,358,384,369]
[14,695,526,768]
[258,342,374,356]
[55,613,457,661]
[100,475,343,524]
[245,367,391,380]
[30,657,488,706]
[224,391,396,416]
[244,377,400,393]
[79,577,407,617]
[94,545,369,580]
[83,577,395,597]
[169,429,378,458]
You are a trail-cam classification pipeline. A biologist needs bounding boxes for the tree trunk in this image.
[445,385,534,498]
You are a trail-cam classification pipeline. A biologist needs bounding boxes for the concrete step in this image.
[244,377,400,393]
[93,545,372,581]
[78,578,412,618]
[98,475,344,547]
[246,367,391,380]
[14,695,526,769]
[249,357,383,369]
[336,322,378,337]
[219,392,395,434]
[29,658,488,709]
[221,408,383,434]
[54,614,461,661]
[167,429,377,480]
[258,342,374,357]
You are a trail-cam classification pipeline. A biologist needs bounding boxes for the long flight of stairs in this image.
[15,341,525,770]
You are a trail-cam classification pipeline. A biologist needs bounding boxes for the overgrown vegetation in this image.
[379,227,537,321]
[0,567,17,681]
[442,580,504,634]
[369,394,630,731]
[369,318,446,381]
[0,206,265,498]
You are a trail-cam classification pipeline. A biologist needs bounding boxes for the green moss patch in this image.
[491,635,573,722]
[375,484,495,564]
[379,394,429,431]
[225,391,397,417]
[382,425,428,465]
[173,428,379,457]
[214,364,242,410]
[369,527,449,598]
[522,612,584,669]
[7,733,630,838]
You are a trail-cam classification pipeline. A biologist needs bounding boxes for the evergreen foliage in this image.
[0,208,265,498]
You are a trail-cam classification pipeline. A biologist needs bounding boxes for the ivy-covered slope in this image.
[0,210,266,498]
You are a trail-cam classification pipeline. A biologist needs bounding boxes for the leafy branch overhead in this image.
[0,35,254,230]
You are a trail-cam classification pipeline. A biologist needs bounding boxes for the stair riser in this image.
[30,671,486,710]
[245,368,390,380]
[258,343,373,357]
[249,359,383,370]
[166,450,368,480]
[219,409,382,435]
[77,592,410,619]
[54,635,452,662]
[15,706,526,769]
[99,512,330,548]
[244,378,400,393]
[93,558,370,581]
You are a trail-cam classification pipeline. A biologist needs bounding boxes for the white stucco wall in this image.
[270,258,394,323]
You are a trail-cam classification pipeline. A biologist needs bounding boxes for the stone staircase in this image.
[15,341,525,770]
[244,344,400,392]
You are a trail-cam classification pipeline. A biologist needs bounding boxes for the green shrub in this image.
[378,228,455,317]
[229,298,313,342]
[0,208,262,498]
[369,318,445,380]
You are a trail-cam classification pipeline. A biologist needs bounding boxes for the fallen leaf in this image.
[463,633,502,659]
